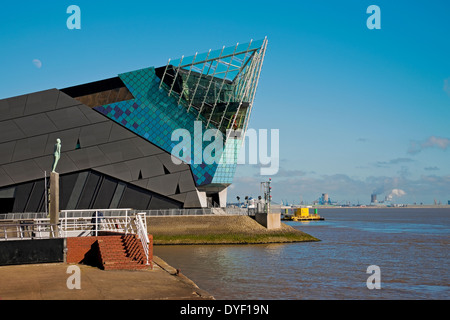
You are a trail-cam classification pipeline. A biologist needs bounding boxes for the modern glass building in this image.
[0,39,267,212]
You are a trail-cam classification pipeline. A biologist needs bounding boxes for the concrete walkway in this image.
[0,257,214,300]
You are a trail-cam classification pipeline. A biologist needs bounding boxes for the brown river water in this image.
[154,208,450,300]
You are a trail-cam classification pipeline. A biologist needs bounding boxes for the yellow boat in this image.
[282,208,325,221]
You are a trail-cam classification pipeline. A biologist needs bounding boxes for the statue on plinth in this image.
[49,139,61,235]
[52,139,61,173]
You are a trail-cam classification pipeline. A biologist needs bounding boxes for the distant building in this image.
[319,193,331,205]
[371,194,377,203]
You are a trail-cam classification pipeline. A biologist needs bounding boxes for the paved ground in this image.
[0,256,214,300]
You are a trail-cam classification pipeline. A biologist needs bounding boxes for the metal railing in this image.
[134,207,253,216]
[60,208,133,219]
[0,207,255,221]
[0,213,48,220]
[1,222,59,240]
[137,208,219,216]
[58,209,134,237]
[134,213,150,265]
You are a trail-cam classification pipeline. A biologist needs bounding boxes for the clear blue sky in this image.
[1,0,449,205]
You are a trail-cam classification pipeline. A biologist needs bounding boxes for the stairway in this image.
[97,235,149,271]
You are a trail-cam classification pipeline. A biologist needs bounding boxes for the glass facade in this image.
[94,39,267,187]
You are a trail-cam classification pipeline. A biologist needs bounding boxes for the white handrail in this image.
[135,213,150,265]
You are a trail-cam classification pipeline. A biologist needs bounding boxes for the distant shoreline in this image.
[271,204,450,210]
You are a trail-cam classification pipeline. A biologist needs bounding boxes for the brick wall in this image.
[66,236,101,264]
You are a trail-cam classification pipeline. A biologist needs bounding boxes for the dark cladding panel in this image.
[129,137,164,157]
[125,156,165,181]
[66,146,110,170]
[13,113,58,137]
[12,181,34,213]
[46,106,91,131]
[78,122,113,148]
[156,152,190,173]
[148,194,182,210]
[118,185,151,210]
[94,163,132,183]
[44,127,81,154]
[25,181,45,213]
[146,172,181,196]
[0,94,27,121]
[98,139,144,163]
[167,192,188,204]
[0,120,26,144]
[108,123,137,141]
[76,171,101,209]
[0,167,14,187]
[109,181,125,209]
[183,191,203,208]
[0,169,185,212]
[12,135,48,162]
[23,89,59,116]
[2,160,43,185]
[178,170,197,193]
[78,105,109,124]
[64,171,89,210]
[130,178,148,189]
[60,172,81,210]
[92,176,117,209]
[56,91,81,109]
[34,154,79,177]
[0,141,15,165]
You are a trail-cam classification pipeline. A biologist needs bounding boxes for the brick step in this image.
[103,260,143,264]
[103,261,145,266]
[105,261,147,266]
[98,245,126,249]
[101,254,129,259]
[96,235,149,271]
[100,249,127,253]
[103,265,148,271]
[101,256,130,261]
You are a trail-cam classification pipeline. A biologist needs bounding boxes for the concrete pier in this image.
[49,172,59,234]
[255,212,281,230]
